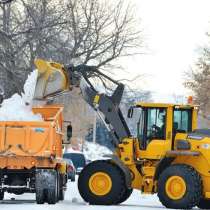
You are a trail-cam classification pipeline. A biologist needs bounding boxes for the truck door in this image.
[138,107,173,159]
[172,108,193,148]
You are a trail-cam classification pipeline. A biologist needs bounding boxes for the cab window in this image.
[173,109,192,135]
[146,108,166,141]
[137,107,167,150]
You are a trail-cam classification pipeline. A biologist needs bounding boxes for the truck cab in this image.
[129,103,199,159]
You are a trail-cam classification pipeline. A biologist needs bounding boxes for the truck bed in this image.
[0,105,64,169]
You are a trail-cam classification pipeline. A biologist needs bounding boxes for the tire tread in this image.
[78,160,127,205]
[157,164,202,209]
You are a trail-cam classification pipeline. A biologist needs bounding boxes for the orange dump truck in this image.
[0,105,70,204]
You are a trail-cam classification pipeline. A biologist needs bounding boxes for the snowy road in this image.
[0,179,198,210]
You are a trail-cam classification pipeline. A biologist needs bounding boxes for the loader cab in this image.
[131,103,198,159]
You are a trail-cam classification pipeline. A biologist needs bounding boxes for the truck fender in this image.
[104,154,132,188]
[154,157,175,180]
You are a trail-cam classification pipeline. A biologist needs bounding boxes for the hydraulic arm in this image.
[34,59,131,145]
[65,64,131,145]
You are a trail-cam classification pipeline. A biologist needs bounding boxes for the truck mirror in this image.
[63,124,72,144]
[67,124,72,139]
[127,107,134,118]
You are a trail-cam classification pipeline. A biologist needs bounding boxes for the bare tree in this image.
[0,0,15,4]
[0,0,143,97]
[185,46,210,119]
[0,0,68,96]
[0,0,143,145]
[64,0,142,67]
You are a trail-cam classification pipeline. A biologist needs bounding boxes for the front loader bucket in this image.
[34,59,69,99]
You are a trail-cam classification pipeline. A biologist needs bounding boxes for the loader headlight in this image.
[201,144,210,149]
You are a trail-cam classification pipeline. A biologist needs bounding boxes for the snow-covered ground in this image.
[0,178,198,210]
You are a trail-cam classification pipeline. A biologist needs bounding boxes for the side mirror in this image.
[127,107,134,118]
[67,124,72,139]
[63,124,72,144]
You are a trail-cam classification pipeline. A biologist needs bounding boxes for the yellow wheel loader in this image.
[34,59,210,209]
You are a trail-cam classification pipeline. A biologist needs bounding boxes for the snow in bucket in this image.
[0,70,43,121]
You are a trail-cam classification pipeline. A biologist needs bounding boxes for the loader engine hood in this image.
[188,129,210,140]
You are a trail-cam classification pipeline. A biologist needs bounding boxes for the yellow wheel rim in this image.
[165,176,186,200]
[89,172,112,196]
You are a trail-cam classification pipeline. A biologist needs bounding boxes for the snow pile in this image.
[0,70,43,121]
[83,142,112,161]
[22,70,39,104]
[66,142,112,161]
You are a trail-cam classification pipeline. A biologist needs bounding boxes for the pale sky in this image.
[123,0,210,102]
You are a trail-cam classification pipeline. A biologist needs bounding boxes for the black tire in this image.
[47,188,57,204]
[56,173,60,202]
[36,189,45,204]
[59,189,65,201]
[78,160,126,205]
[35,171,45,204]
[0,191,4,201]
[71,176,75,182]
[157,164,202,209]
[49,186,58,204]
[58,174,65,201]
[115,188,133,204]
[46,170,58,205]
[197,198,210,209]
[13,191,24,195]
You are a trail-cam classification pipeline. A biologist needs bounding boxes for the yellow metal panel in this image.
[135,102,198,109]
[34,59,69,98]
[166,106,173,141]
[58,162,67,174]
[140,140,172,159]
[142,166,156,177]
[192,108,198,130]
[141,166,156,193]
[119,138,135,165]
[136,102,174,108]
[93,95,100,105]
[128,164,143,190]
[205,192,210,199]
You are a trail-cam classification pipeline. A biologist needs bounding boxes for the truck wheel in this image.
[36,189,45,204]
[56,174,60,202]
[59,189,65,201]
[115,188,133,204]
[78,160,126,205]
[46,171,58,205]
[47,188,57,204]
[35,171,46,204]
[58,174,65,201]
[197,198,210,209]
[157,164,202,209]
[0,191,4,200]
